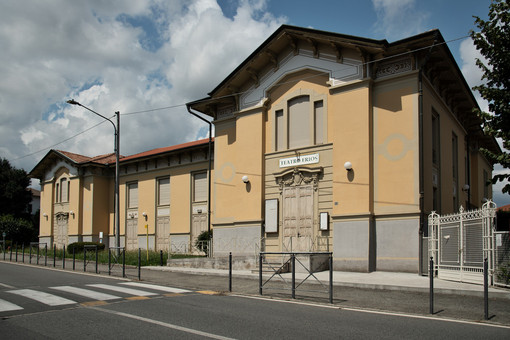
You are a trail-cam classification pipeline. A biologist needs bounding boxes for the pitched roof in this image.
[30,138,213,179]
[120,138,212,162]
[56,150,118,165]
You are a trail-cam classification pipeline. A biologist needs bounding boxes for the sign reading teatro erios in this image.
[279,153,319,168]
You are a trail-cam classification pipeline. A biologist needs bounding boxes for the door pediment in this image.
[274,166,323,191]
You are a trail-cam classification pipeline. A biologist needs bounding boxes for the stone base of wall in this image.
[138,235,155,250]
[38,236,52,248]
[167,256,257,270]
[332,216,419,273]
[212,224,261,257]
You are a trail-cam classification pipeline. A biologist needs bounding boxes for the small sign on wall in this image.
[320,212,329,231]
[265,199,278,233]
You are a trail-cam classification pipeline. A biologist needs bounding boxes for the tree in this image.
[471,0,510,193]
[0,214,38,244]
[0,158,32,217]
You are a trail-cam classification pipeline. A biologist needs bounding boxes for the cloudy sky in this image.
[1,0,505,205]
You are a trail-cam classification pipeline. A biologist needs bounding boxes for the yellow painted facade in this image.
[187,26,499,272]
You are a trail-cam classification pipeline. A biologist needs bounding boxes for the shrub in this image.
[67,242,105,253]
[195,230,212,253]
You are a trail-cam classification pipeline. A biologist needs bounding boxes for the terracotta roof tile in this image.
[120,138,213,162]
[497,204,510,212]
[56,150,92,163]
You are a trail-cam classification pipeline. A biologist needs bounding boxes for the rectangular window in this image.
[127,182,138,209]
[157,177,170,206]
[432,111,440,166]
[483,170,489,199]
[55,183,60,203]
[452,133,458,211]
[288,96,310,149]
[433,187,438,212]
[314,100,324,145]
[60,178,68,203]
[275,109,284,151]
[193,172,207,202]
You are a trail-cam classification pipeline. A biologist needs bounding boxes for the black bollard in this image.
[229,252,232,292]
[291,254,296,299]
[484,258,489,320]
[138,248,141,280]
[329,254,333,304]
[259,253,263,295]
[429,257,434,314]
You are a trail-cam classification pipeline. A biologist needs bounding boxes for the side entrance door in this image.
[126,218,138,250]
[156,216,170,251]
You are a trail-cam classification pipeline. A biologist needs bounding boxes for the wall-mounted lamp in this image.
[462,184,470,192]
[242,175,250,183]
[69,211,75,217]
[142,212,148,221]
[42,213,48,220]
[344,161,353,171]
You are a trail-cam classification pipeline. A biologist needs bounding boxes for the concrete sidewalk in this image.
[145,265,510,298]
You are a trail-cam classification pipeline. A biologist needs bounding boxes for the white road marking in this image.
[120,282,191,294]
[86,284,157,297]
[233,294,510,330]
[340,307,510,329]
[91,306,236,340]
[51,286,121,301]
[8,289,76,306]
[0,298,23,312]
[0,283,16,289]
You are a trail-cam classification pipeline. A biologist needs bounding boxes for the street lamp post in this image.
[67,100,120,255]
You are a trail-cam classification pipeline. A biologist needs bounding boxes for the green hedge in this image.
[67,242,105,253]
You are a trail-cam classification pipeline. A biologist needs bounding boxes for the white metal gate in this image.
[428,200,496,284]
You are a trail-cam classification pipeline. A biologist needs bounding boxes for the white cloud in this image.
[0,0,285,172]
[371,0,429,40]
[459,37,489,112]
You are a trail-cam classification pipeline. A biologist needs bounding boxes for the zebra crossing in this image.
[0,282,193,313]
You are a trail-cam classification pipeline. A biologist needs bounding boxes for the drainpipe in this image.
[418,68,425,276]
[187,105,213,252]
[466,136,471,209]
[418,32,438,276]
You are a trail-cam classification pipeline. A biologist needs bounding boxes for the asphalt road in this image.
[1,262,509,339]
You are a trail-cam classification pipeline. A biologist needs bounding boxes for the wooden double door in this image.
[282,185,313,252]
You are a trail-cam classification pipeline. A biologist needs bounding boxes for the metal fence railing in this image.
[259,251,333,303]
[494,231,510,287]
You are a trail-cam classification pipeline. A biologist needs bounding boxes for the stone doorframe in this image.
[274,166,323,251]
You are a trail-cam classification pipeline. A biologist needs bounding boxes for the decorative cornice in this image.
[274,166,323,191]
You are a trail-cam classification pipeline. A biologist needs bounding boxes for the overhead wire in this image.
[13,33,471,161]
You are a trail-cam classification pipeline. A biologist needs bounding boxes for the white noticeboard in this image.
[496,233,502,247]
[265,199,278,233]
[320,212,329,231]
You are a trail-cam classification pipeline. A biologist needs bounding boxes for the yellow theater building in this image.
[31,25,499,273]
